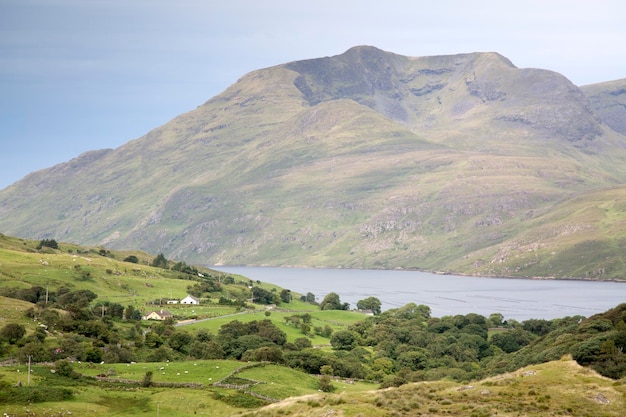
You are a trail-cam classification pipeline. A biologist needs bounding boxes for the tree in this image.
[151,253,168,269]
[0,323,26,344]
[142,371,153,387]
[522,319,554,336]
[17,341,50,362]
[251,287,279,305]
[123,255,139,263]
[279,289,291,303]
[356,296,382,315]
[294,337,312,350]
[319,374,335,392]
[37,239,59,249]
[55,359,76,378]
[57,289,98,308]
[300,292,316,304]
[319,292,348,311]
[168,330,194,353]
[397,350,428,371]
[124,305,141,321]
[246,346,284,363]
[330,330,357,350]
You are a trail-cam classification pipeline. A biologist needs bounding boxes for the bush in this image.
[0,385,73,404]
[55,359,75,378]
[142,371,153,387]
[123,255,139,263]
[219,392,268,408]
[0,323,26,344]
[330,330,357,350]
[37,239,59,250]
[319,374,335,392]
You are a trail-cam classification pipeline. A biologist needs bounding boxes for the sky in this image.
[1,0,625,189]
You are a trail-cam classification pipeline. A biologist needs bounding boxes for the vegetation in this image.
[356,296,382,315]
[245,359,626,417]
[0,233,625,416]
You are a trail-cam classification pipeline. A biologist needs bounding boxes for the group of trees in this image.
[319,292,350,311]
[36,239,59,250]
[317,293,381,315]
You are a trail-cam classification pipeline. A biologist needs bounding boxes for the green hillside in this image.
[1,47,626,278]
[1,235,625,416]
[452,185,626,279]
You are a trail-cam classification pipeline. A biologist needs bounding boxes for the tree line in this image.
[2,279,624,386]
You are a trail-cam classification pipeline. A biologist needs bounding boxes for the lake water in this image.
[212,266,626,321]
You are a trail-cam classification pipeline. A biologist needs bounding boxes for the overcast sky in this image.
[1,0,625,189]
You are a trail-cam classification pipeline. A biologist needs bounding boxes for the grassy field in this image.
[180,304,370,346]
[0,359,378,417]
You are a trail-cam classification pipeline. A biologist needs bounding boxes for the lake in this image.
[212,266,626,321]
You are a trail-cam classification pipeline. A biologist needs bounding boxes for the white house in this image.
[180,294,200,305]
[142,309,173,321]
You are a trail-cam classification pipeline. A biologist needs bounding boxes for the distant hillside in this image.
[581,78,626,136]
[1,46,626,279]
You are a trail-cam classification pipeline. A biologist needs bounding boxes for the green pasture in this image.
[181,307,370,345]
[0,360,379,417]
[237,364,377,399]
[75,359,241,384]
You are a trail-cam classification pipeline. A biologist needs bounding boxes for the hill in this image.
[246,359,626,417]
[1,46,626,278]
[1,236,625,416]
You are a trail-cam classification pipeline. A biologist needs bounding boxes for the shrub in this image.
[37,239,59,250]
[123,255,139,263]
[55,359,76,378]
[0,385,73,404]
[0,323,26,344]
[319,374,335,392]
[330,330,357,350]
[142,371,153,387]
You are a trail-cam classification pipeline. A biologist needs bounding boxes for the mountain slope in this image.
[1,46,626,278]
[581,78,626,135]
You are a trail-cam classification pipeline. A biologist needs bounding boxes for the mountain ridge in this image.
[2,46,626,279]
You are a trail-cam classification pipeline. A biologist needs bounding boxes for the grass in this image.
[241,358,626,417]
[0,359,376,417]
[74,359,242,384]
[2,235,626,416]
[237,364,377,399]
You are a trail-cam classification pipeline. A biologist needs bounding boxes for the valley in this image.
[0,234,625,416]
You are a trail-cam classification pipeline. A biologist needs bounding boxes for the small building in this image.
[180,294,200,305]
[166,299,179,304]
[143,309,173,321]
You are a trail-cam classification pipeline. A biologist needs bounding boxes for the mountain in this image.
[581,78,626,136]
[2,46,626,279]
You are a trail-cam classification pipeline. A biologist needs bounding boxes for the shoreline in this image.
[210,264,626,283]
